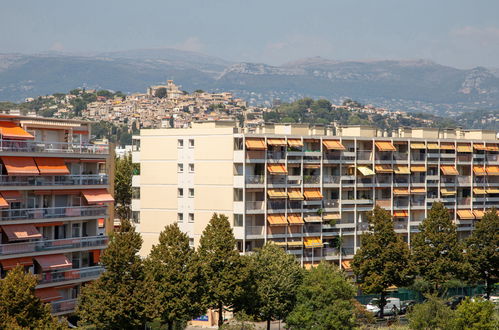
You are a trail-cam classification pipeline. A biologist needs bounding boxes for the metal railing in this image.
[38,266,104,285]
[246,226,264,236]
[0,205,107,221]
[0,236,107,256]
[268,201,286,210]
[0,174,108,187]
[0,140,108,154]
[394,152,408,161]
[323,199,339,208]
[51,299,77,314]
[457,176,471,184]
[356,151,372,161]
[323,175,340,184]
[303,176,320,184]
[245,201,265,211]
[245,175,264,184]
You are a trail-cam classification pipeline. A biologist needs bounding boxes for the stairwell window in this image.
[188,213,194,223]
[178,139,184,148]
[177,213,183,223]
[189,164,194,172]
[188,188,195,198]
[189,139,195,148]
[234,214,243,227]
[178,188,184,197]
[177,163,184,173]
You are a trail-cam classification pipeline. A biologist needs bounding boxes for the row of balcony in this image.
[38,266,104,286]
[0,236,108,257]
[0,139,108,155]
[0,174,108,187]
[0,205,107,222]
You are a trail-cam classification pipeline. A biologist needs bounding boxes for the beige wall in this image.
[141,162,177,185]
[194,136,234,160]
[194,162,234,185]
[141,136,177,160]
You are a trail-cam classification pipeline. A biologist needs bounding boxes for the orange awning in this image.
[35,288,62,302]
[287,189,304,200]
[0,121,34,140]
[267,138,286,146]
[287,139,303,147]
[486,166,499,176]
[341,260,352,271]
[410,142,426,149]
[375,141,396,151]
[473,166,487,176]
[34,158,70,175]
[0,194,8,208]
[1,190,22,201]
[267,214,287,226]
[304,237,322,248]
[267,189,287,199]
[411,165,426,172]
[440,165,459,176]
[0,257,33,270]
[457,210,475,220]
[411,187,426,194]
[473,210,485,219]
[34,254,72,271]
[474,143,487,151]
[427,143,440,150]
[1,156,39,175]
[486,144,499,151]
[440,143,455,150]
[287,214,304,224]
[267,164,287,174]
[323,140,346,150]
[457,144,472,153]
[245,138,266,150]
[303,188,323,200]
[473,188,487,195]
[393,210,408,217]
[393,188,409,195]
[1,224,42,241]
[375,164,393,173]
[82,189,114,204]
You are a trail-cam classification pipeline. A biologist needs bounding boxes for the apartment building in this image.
[132,121,499,269]
[0,115,114,315]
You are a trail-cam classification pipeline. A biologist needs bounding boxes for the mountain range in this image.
[1,48,499,115]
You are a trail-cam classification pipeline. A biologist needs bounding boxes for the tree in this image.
[0,266,66,329]
[248,243,303,330]
[155,88,167,98]
[77,219,148,329]
[286,262,356,329]
[411,202,466,294]
[114,154,134,220]
[465,208,499,299]
[453,297,497,330]
[351,206,414,318]
[145,224,206,329]
[407,295,455,330]
[198,213,247,328]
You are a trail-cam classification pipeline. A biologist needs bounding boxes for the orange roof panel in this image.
[0,121,34,140]
[1,156,39,175]
[34,158,70,175]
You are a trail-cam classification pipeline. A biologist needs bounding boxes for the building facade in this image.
[132,122,499,269]
[0,115,113,315]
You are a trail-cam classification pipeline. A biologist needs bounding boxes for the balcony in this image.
[323,175,340,184]
[38,266,104,286]
[457,176,471,185]
[268,176,286,185]
[51,298,77,315]
[323,199,339,209]
[267,201,286,211]
[375,199,391,208]
[0,205,107,222]
[245,175,264,185]
[303,176,320,184]
[394,152,408,161]
[246,226,264,236]
[356,151,372,161]
[0,236,108,257]
[0,174,108,187]
[0,140,108,155]
[486,154,499,162]
[245,201,265,212]
[266,151,285,162]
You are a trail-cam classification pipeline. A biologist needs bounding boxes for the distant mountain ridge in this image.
[1,49,499,116]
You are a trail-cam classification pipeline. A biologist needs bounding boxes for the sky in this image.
[1,0,499,68]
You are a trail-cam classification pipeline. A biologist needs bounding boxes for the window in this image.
[234,214,243,227]
[72,223,81,238]
[177,139,184,148]
[177,213,184,222]
[189,238,194,247]
[132,211,140,224]
[188,188,194,197]
[233,164,243,176]
[189,139,195,148]
[178,188,184,197]
[234,137,243,150]
[189,163,194,172]
[177,163,184,172]
[234,188,243,202]
[132,187,140,199]
[188,213,194,223]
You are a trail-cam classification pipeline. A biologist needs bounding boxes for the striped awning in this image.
[375,164,393,173]
[303,188,323,200]
[304,237,322,248]
[357,166,375,176]
[287,214,304,225]
[268,189,287,199]
[441,188,456,195]
[267,138,287,146]
[411,187,426,194]
[473,188,487,195]
[245,138,267,150]
[473,166,487,176]
[440,165,459,176]
[440,143,455,150]
[473,143,487,151]
[393,210,408,217]
[486,166,499,175]
[323,140,346,150]
[287,189,304,200]
[457,210,475,220]
[457,144,472,153]
[287,139,303,147]
[267,214,287,226]
[375,141,396,151]
[473,210,485,219]
[393,188,409,195]
[267,164,287,174]
[394,165,410,174]
[411,165,426,172]
[410,142,426,149]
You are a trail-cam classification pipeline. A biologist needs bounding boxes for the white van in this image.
[366,297,401,317]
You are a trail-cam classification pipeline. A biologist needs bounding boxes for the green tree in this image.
[351,206,414,317]
[407,295,455,330]
[194,89,205,93]
[411,202,466,294]
[0,266,66,329]
[453,297,497,330]
[198,213,247,328]
[114,154,134,220]
[286,262,356,330]
[248,243,303,330]
[145,224,206,330]
[465,208,499,299]
[77,219,148,329]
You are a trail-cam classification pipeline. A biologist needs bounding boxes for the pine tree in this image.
[286,261,356,329]
[144,223,206,329]
[465,208,499,299]
[198,213,247,328]
[411,202,465,294]
[249,243,303,330]
[77,219,148,329]
[114,154,135,220]
[351,206,414,318]
[0,266,66,329]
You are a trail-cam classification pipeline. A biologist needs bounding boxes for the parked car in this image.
[400,300,417,314]
[446,295,466,310]
[366,297,401,317]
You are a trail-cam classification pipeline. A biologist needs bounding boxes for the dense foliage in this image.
[114,154,136,220]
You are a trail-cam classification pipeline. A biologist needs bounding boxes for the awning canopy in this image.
[267,214,287,226]
[304,215,322,222]
[287,189,304,200]
[1,190,22,201]
[393,188,410,195]
[245,138,266,150]
[440,143,455,150]
[440,165,459,176]
[473,210,485,219]
[287,214,304,225]
[303,164,321,169]
[1,224,42,241]
[34,254,72,271]
[473,166,487,176]
[287,241,303,247]
[457,210,475,220]
[1,156,39,175]
[394,165,410,174]
[341,260,352,271]
[267,189,287,199]
[357,166,375,176]
[441,188,456,196]
[375,164,393,173]
[411,165,426,172]
[267,164,287,175]
[323,140,346,151]
[375,141,396,151]
[303,188,323,200]
[457,144,472,153]
[410,142,426,149]
[267,138,286,146]
[0,257,33,270]
[0,121,34,140]
[35,288,62,302]
[474,143,487,151]
[427,143,439,150]
[411,187,426,194]
[473,188,487,195]
[82,189,114,204]
[486,144,499,151]
[34,158,70,175]
[393,210,408,217]
[304,237,322,248]
[287,139,303,148]
[486,188,499,194]
[0,194,8,208]
[323,213,341,220]
[486,166,499,176]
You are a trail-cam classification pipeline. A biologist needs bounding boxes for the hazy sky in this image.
[1,0,499,68]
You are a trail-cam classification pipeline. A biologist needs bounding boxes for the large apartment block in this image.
[132,121,499,269]
[0,116,114,315]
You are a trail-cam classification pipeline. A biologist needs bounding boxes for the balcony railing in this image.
[341,248,355,256]
[245,175,264,184]
[0,174,108,187]
[303,176,320,184]
[51,299,77,314]
[394,152,408,161]
[457,176,471,185]
[0,140,108,154]
[38,266,104,285]
[323,175,340,184]
[356,151,372,161]
[246,226,264,236]
[268,201,286,210]
[323,199,339,208]
[0,205,107,221]
[245,201,265,211]
[0,236,107,256]
[267,151,285,160]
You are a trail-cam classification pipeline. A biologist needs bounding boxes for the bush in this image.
[453,297,497,330]
[407,296,454,329]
